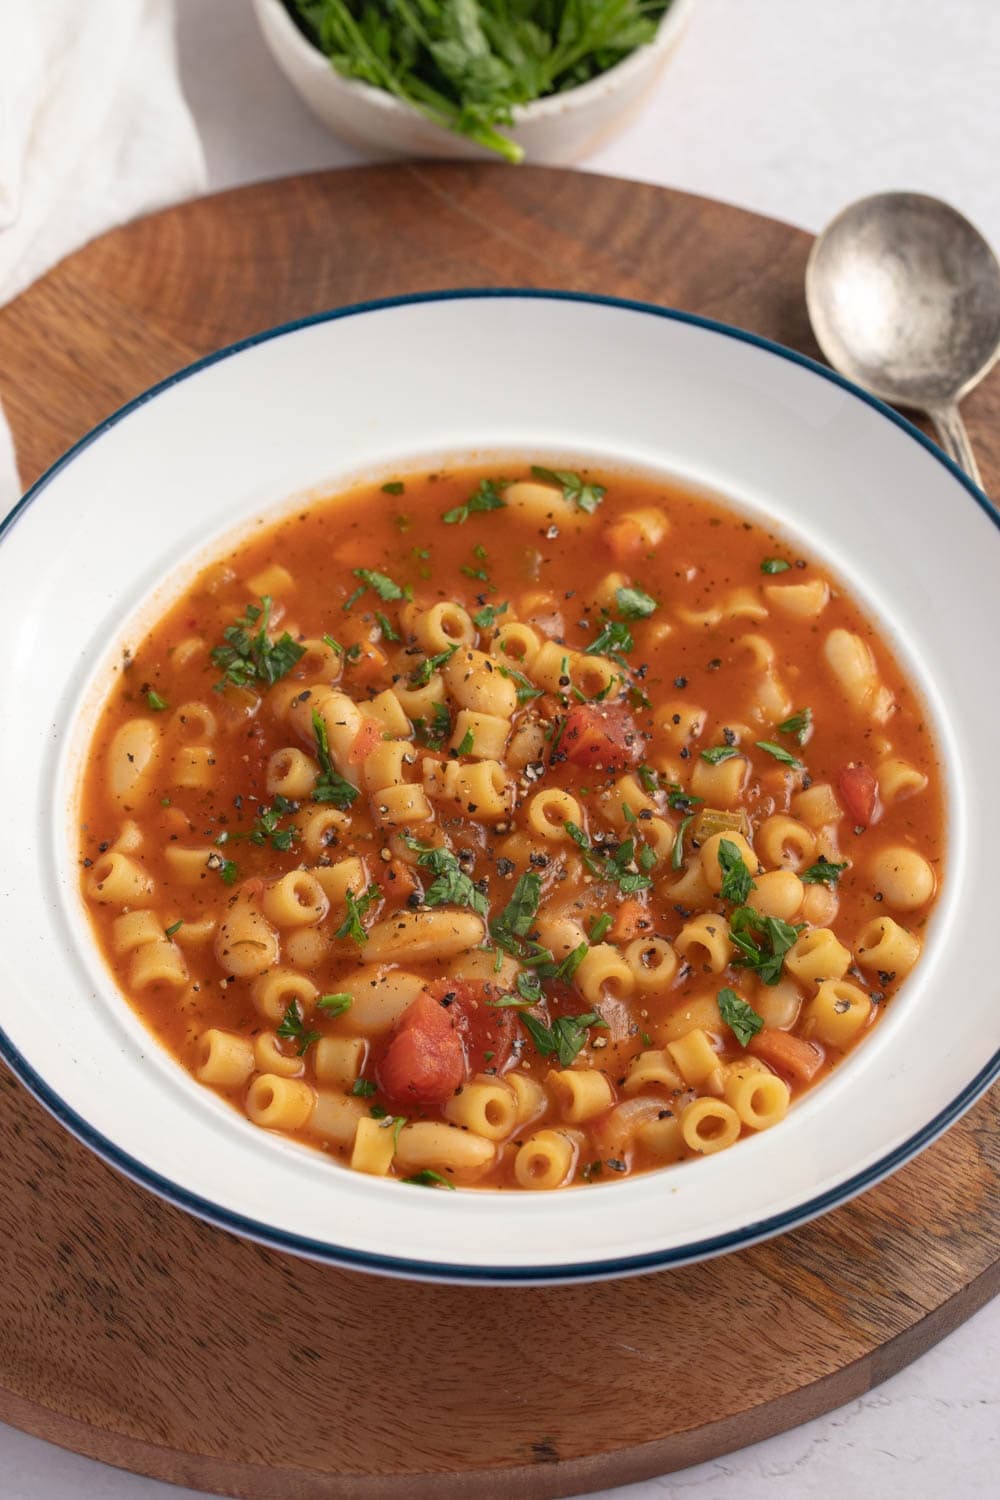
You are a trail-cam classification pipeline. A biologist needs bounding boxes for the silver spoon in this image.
[805,191,1000,492]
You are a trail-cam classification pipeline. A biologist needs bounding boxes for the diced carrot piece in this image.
[609,898,650,944]
[349,716,384,765]
[748,1029,824,1083]
[377,991,466,1106]
[375,857,420,906]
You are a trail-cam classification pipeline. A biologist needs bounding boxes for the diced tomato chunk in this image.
[836,762,879,828]
[425,979,516,1075]
[374,857,420,907]
[349,716,384,765]
[609,898,651,944]
[748,1029,824,1083]
[377,991,466,1106]
[559,702,643,770]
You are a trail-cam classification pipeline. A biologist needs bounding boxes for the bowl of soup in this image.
[0,291,996,1282]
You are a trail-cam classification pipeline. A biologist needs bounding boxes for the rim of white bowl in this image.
[264,0,699,123]
[2,287,998,1283]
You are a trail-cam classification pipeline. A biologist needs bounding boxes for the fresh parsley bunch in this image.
[289,0,673,162]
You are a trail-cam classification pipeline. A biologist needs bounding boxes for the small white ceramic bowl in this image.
[252,0,697,164]
[1,291,998,1284]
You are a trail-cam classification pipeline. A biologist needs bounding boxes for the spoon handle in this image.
[927,402,985,493]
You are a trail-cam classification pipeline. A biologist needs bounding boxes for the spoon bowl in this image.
[806,192,1000,489]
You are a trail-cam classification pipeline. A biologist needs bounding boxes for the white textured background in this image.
[4,0,998,1495]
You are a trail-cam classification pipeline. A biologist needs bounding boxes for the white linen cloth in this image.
[0,0,206,506]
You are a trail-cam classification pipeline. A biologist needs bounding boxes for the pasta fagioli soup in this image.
[78,465,943,1190]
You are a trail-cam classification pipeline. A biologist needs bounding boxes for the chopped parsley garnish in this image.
[718,986,765,1046]
[717,838,755,904]
[489,871,542,952]
[410,643,458,688]
[585,619,633,665]
[665,782,703,812]
[211,596,305,693]
[402,1168,456,1189]
[755,739,803,768]
[414,701,451,749]
[589,912,613,942]
[761,557,791,574]
[277,1002,321,1056]
[317,993,353,1017]
[164,920,183,938]
[456,727,475,755]
[402,835,488,918]
[146,689,168,711]
[615,584,657,620]
[382,480,405,495]
[606,837,653,894]
[375,610,400,642]
[351,567,410,602]
[519,1010,608,1067]
[461,564,489,581]
[729,906,803,985]
[351,1078,378,1097]
[700,745,740,765]
[800,857,849,886]
[472,600,508,629]
[637,764,659,794]
[322,633,344,655]
[777,707,813,745]
[496,663,543,703]
[529,464,605,515]
[442,478,507,525]
[334,886,380,945]
[672,814,694,870]
[219,858,240,885]
[564,820,603,876]
[311,709,361,809]
[224,794,298,852]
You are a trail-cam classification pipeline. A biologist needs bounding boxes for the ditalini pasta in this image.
[78,465,943,1190]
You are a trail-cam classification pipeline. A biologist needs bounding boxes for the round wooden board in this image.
[0,165,997,1500]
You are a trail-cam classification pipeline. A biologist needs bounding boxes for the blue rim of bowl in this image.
[2,287,998,1283]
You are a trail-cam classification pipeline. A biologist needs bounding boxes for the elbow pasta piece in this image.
[351,1116,397,1176]
[785,928,852,984]
[673,913,732,974]
[314,1036,366,1088]
[110,909,163,954]
[171,745,214,790]
[801,883,839,927]
[298,807,350,857]
[215,901,280,979]
[514,1129,578,1190]
[262,871,329,927]
[373,783,433,827]
[284,927,328,968]
[392,674,446,721]
[130,938,187,989]
[791,782,842,828]
[623,1049,684,1095]
[681,1097,741,1154]
[444,648,518,716]
[246,1074,315,1132]
[450,709,510,760]
[196,1029,254,1087]
[690,753,748,807]
[293,637,343,683]
[507,720,547,769]
[700,832,758,893]
[507,1072,547,1128]
[575,943,635,1003]
[414,601,476,653]
[804,980,872,1047]
[444,1079,518,1139]
[535,913,589,963]
[823,628,895,724]
[763,578,830,617]
[548,1068,614,1123]
[525,787,582,840]
[502,478,570,521]
[870,846,936,910]
[365,688,411,737]
[247,563,294,597]
[877,757,928,805]
[599,773,657,828]
[656,700,707,748]
[622,936,678,995]
[359,741,412,793]
[855,916,921,977]
[310,857,367,907]
[756,815,816,871]
[254,1031,305,1079]
[723,1067,790,1129]
[491,620,541,667]
[86,852,155,906]
[170,701,217,741]
[667,1027,720,1087]
[251,969,318,1025]
[266,747,318,799]
[107,718,160,804]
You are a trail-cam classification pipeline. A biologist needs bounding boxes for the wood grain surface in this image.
[0,165,996,1500]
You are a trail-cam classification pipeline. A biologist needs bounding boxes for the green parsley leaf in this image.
[352,567,410,602]
[311,709,361,809]
[701,745,740,765]
[529,465,605,515]
[473,600,508,629]
[589,912,613,942]
[410,643,458,688]
[777,707,813,745]
[717,838,756,904]
[414,701,451,750]
[402,1168,456,1189]
[461,564,489,581]
[211,596,305,693]
[729,906,803,985]
[800,858,849,886]
[146,689,168,711]
[401,835,487,918]
[224,796,298,853]
[334,886,379,945]
[317,993,353,1017]
[755,740,803,768]
[456,727,474,755]
[374,610,400,642]
[717,987,765,1046]
[219,858,239,885]
[558,942,589,981]
[496,663,543,704]
[519,1010,608,1068]
[606,837,653,894]
[665,782,703,812]
[637,764,660,794]
[370,1104,388,1119]
[351,1078,378,1097]
[672,814,694,871]
[489,872,542,952]
[322,633,344,656]
[381,480,405,495]
[443,478,506,525]
[164,919,183,938]
[615,584,657,620]
[277,1001,321,1056]
[761,558,791,574]
[585,619,633,664]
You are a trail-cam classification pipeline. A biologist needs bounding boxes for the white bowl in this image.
[2,290,998,1284]
[252,0,697,164]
